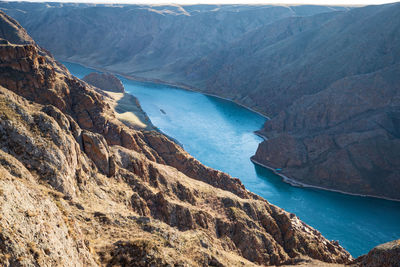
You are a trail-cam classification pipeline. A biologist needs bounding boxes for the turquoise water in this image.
[63,61,400,257]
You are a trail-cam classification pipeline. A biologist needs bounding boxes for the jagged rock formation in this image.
[351,240,400,267]
[0,11,354,266]
[2,2,399,200]
[83,72,125,93]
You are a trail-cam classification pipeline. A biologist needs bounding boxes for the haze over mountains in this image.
[1,1,399,200]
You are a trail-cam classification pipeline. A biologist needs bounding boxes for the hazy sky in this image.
[10,0,400,5]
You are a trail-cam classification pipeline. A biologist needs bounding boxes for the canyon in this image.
[0,10,357,266]
[1,1,398,200]
[0,3,399,266]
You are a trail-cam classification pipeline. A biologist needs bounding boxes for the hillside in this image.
[0,2,349,79]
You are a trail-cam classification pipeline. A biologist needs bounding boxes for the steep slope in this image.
[0,10,34,45]
[0,11,353,266]
[181,2,400,115]
[252,64,400,200]
[352,239,400,267]
[0,1,348,79]
[187,2,400,200]
[82,72,156,131]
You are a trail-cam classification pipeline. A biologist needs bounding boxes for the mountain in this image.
[252,63,400,200]
[2,2,397,200]
[0,10,355,266]
[173,3,400,200]
[0,1,349,79]
[181,2,400,115]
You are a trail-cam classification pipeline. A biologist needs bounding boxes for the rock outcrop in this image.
[0,11,34,45]
[0,11,354,266]
[83,72,125,93]
[352,240,400,267]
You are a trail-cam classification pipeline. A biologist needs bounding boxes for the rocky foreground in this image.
[0,10,355,266]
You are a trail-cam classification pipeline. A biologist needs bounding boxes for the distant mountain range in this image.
[1,2,399,200]
[0,2,350,79]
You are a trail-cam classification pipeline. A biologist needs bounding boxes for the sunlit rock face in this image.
[352,239,400,267]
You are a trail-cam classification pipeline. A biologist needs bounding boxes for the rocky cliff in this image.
[351,239,400,267]
[0,10,356,266]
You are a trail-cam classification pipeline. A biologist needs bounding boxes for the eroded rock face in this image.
[0,87,83,198]
[82,130,112,176]
[353,240,400,267]
[0,167,96,266]
[0,84,353,266]
[83,72,125,93]
[0,11,355,266]
[252,65,400,200]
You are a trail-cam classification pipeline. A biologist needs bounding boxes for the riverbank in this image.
[250,157,400,202]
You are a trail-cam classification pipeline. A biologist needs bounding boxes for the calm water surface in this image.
[63,61,400,257]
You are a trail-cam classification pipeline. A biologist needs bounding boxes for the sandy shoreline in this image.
[250,158,400,202]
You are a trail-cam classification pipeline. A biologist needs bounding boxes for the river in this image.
[62,61,400,257]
